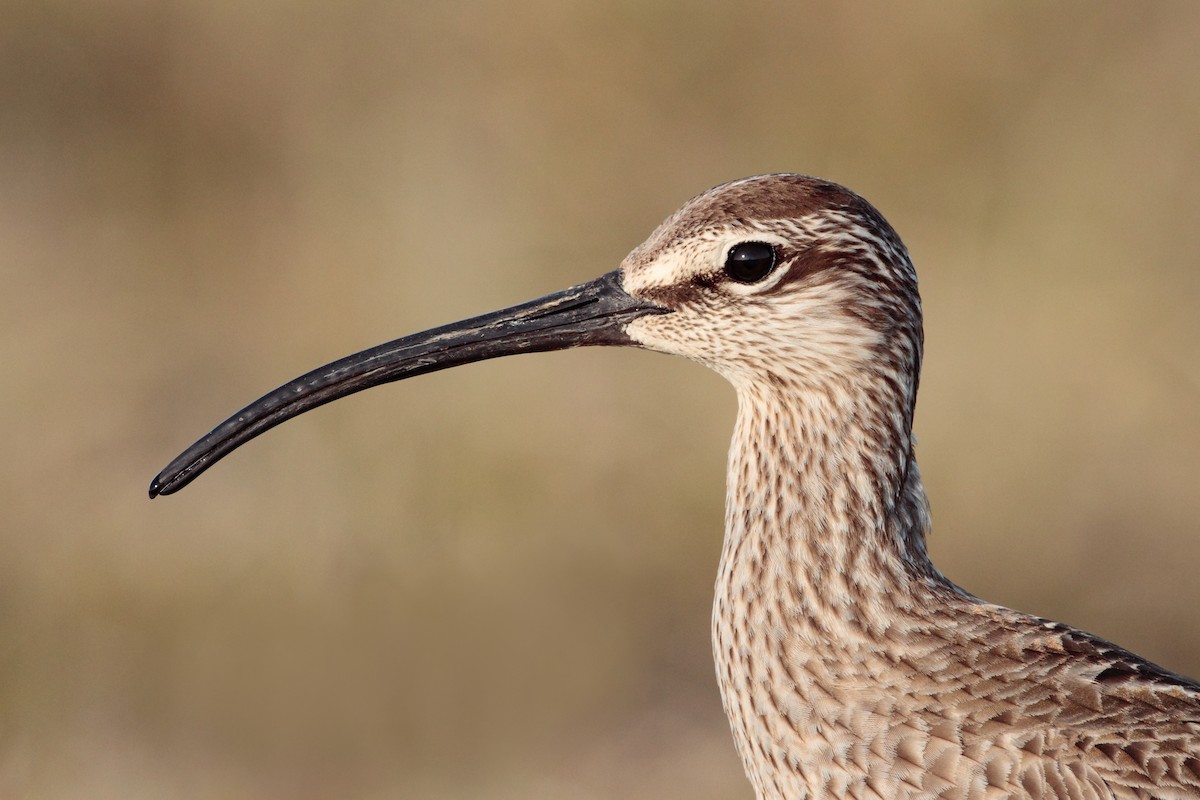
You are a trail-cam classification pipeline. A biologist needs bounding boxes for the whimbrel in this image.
[152,174,1200,798]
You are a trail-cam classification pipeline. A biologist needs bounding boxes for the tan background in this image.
[3,2,1200,798]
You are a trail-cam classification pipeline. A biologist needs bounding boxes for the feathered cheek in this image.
[624,309,727,360]
[626,310,690,350]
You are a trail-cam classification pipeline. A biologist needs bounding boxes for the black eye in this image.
[723,241,778,284]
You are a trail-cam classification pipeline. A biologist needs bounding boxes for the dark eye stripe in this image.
[753,245,840,296]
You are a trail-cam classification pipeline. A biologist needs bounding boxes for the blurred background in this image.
[3,2,1200,797]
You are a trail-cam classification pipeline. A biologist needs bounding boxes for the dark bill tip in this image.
[149,270,666,498]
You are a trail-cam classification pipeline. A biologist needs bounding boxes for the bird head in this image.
[621,174,922,398]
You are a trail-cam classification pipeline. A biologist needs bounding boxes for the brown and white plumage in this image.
[622,175,1200,799]
[152,174,1200,799]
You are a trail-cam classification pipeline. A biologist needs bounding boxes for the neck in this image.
[712,378,954,799]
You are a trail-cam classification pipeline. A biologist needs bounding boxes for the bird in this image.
[151,174,1200,799]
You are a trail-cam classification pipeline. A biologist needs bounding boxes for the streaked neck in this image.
[712,380,949,798]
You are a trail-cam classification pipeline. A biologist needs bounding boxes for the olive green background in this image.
[3,2,1199,797]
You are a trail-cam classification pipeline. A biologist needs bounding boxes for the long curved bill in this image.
[149,270,665,498]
